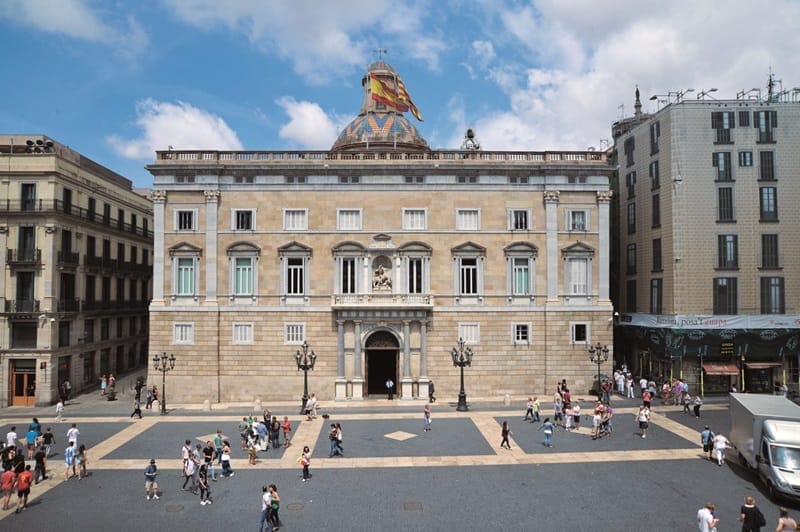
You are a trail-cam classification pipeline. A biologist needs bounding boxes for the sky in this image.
[1,0,799,189]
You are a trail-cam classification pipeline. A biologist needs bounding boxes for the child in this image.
[247,438,257,465]
[683,392,692,414]
[282,416,292,448]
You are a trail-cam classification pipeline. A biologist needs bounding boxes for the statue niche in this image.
[372,257,392,291]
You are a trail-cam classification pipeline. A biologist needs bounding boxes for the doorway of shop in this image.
[365,330,399,398]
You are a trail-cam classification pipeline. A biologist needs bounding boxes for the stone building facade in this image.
[146,61,614,404]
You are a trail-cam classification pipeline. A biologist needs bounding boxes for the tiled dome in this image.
[331,112,428,152]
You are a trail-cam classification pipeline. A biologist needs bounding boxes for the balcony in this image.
[57,299,82,312]
[57,250,80,269]
[83,255,117,272]
[4,299,40,313]
[331,293,434,309]
[7,248,41,269]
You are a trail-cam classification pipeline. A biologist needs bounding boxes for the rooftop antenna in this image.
[374,48,388,60]
[767,67,782,102]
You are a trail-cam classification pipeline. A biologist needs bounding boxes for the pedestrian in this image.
[151,386,159,409]
[564,404,574,431]
[144,458,160,500]
[713,433,729,466]
[14,464,33,514]
[202,440,217,481]
[693,395,704,418]
[66,423,79,449]
[259,484,274,532]
[198,463,212,505]
[282,417,292,448]
[683,392,693,414]
[740,495,767,531]
[500,421,512,450]
[145,387,153,409]
[134,379,144,403]
[270,417,281,449]
[55,399,64,422]
[637,405,651,438]
[64,441,76,480]
[42,428,55,457]
[538,417,556,447]
[182,450,197,492]
[192,444,202,486]
[247,438,257,465]
[697,502,720,532]
[423,403,432,432]
[100,375,107,396]
[531,396,541,422]
[334,423,344,456]
[64,379,72,402]
[626,374,635,399]
[553,396,563,426]
[642,388,652,408]
[1,466,15,510]
[28,417,42,439]
[6,426,18,449]
[131,399,143,419]
[238,417,250,450]
[299,446,312,482]
[700,425,716,461]
[524,397,534,421]
[77,444,88,480]
[428,380,436,402]
[385,377,394,400]
[214,429,224,465]
[328,423,340,457]
[305,393,318,420]
[256,420,268,451]
[220,440,234,478]
[776,507,798,531]
[268,484,281,530]
[106,374,114,394]
[33,445,47,484]
[573,402,582,431]
[25,426,38,459]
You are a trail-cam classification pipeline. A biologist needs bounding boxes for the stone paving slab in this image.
[1,421,132,457]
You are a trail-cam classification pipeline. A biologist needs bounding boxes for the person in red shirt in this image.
[1,468,16,510]
[15,464,33,514]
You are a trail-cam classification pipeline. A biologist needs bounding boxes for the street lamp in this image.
[294,340,316,414]
[451,337,474,412]
[152,352,176,416]
[588,343,609,398]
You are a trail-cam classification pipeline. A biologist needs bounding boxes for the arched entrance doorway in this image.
[365,330,399,397]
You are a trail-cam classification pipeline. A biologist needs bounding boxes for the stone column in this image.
[43,225,57,308]
[149,190,167,304]
[352,320,364,399]
[401,320,413,399]
[597,190,612,302]
[335,320,347,400]
[204,190,220,303]
[418,320,429,393]
[544,190,560,301]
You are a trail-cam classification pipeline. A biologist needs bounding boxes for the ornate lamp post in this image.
[294,340,316,414]
[152,352,176,416]
[451,337,474,412]
[588,343,609,398]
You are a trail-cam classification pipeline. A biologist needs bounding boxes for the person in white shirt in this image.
[615,371,625,394]
[697,502,719,532]
[259,485,273,532]
[66,423,80,448]
[6,427,18,448]
[625,374,635,398]
[639,377,648,397]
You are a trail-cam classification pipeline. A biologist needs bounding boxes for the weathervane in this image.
[374,48,388,60]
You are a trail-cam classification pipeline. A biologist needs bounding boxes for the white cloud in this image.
[0,0,148,56]
[107,99,243,160]
[276,97,350,150]
[472,40,496,69]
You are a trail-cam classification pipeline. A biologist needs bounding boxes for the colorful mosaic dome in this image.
[331,112,428,152]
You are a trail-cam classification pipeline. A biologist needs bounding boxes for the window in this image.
[513,323,530,344]
[84,319,95,343]
[717,187,734,222]
[624,136,635,167]
[566,258,589,295]
[456,209,480,230]
[175,210,196,231]
[504,251,535,295]
[459,257,479,295]
[404,175,424,184]
[571,323,589,344]
[650,279,663,314]
[59,322,70,347]
[568,210,588,231]
[233,323,253,344]
[760,277,785,314]
[279,243,311,299]
[652,238,662,272]
[761,234,779,269]
[649,161,660,189]
[100,318,110,340]
[627,203,636,234]
[286,258,305,295]
[232,209,255,231]
[738,151,753,167]
[626,279,637,312]
[651,194,661,227]
[759,151,775,181]
[21,183,36,210]
[173,323,194,344]
[759,187,778,221]
[234,257,254,296]
[713,277,738,314]
[650,121,660,154]
[283,209,307,230]
[402,209,426,230]
[713,152,732,181]
[711,111,734,143]
[176,257,195,296]
[103,203,111,225]
[626,171,636,199]
[458,323,480,344]
[508,209,530,230]
[88,197,96,221]
[407,257,424,294]
[118,208,125,229]
[738,111,750,127]
[339,175,360,184]
[284,323,305,344]
[626,244,637,274]
[717,235,738,269]
[234,175,254,184]
[339,257,358,294]
[457,175,478,184]
[116,317,124,338]
[754,110,777,143]
[285,176,305,184]
[11,323,37,348]
[508,175,528,184]
[337,209,362,230]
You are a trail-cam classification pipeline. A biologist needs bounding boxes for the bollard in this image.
[254,399,262,412]
[202,399,211,412]
[503,393,511,406]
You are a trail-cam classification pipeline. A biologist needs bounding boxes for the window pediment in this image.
[451,241,486,255]
[226,241,261,256]
[332,241,367,254]
[169,242,203,257]
[278,241,312,256]
[561,241,595,257]
[504,241,538,256]
[398,241,432,255]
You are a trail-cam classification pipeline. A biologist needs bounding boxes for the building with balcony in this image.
[145,61,614,404]
[0,135,153,406]
[612,82,800,395]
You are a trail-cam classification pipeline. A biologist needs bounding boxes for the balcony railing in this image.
[0,199,153,239]
[4,299,40,313]
[331,294,434,307]
[57,250,80,268]
[83,255,118,270]
[7,248,41,267]
[57,299,82,312]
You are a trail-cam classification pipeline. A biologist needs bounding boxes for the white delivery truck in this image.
[729,392,800,500]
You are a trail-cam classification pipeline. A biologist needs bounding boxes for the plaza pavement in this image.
[1,389,796,531]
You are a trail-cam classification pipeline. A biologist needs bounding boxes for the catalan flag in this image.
[369,73,408,113]
[396,75,423,121]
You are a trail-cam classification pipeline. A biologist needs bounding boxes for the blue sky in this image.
[1,0,798,189]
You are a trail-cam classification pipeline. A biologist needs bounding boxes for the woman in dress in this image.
[100,375,107,396]
[500,421,512,450]
[220,440,234,477]
[268,484,281,529]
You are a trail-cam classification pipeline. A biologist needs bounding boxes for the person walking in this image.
[33,445,47,484]
[697,502,720,532]
[328,424,340,457]
[740,495,766,531]
[700,425,716,461]
[220,441,234,478]
[55,399,64,422]
[385,378,394,400]
[77,444,88,480]
[538,417,557,447]
[553,396,564,426]
[428,380,436,403]
[100,375,107,396]
[524,397,534,421]
[6,426,18,449]
[42,428,56,458]
[531,396,541,423]
[268,484,281,530]
[203,440,217,481]
[270,417,281,449]
[423,403,432,432]
[500,421,512,450]
[144,459,160,500]
[64,441,77,480]
[300,446,312,482]
[282,417,292,448]
[637,405,651,438]
[713,433,730,466]
[66,423,79,449]
[182,451,197,492]
[198,463,212,505]
[145,387,153,409]
[14,464,33,514]
[693,395,704,418]
[776,507,798,531]
[1,466,15,511]
[214,430,224,465]
[130,399,143,419]
[334,423,344,456]
[259,485,274,532]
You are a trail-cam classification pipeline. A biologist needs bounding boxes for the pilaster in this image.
[597,190,612,302]
[352,320,364,399]
[149,190,167,304]
[545,190,560,301]
[335,320,347,400]
[401,320,413,399]
[204,190,220,303]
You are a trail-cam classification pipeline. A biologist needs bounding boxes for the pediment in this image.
[504,241,538,255]
[451,241,486,254]
[373,233,392,241]
[332,241,367,254]
[561,241,595,255]
[278,241,313,255]
[168,241,203,256]
[226,241,261,255]
[398,241,433,254]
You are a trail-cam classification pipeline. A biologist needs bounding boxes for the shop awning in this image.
[744,362,783,370]
[702,363,740,376]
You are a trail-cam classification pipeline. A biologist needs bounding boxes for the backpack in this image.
[756,507,766,527]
